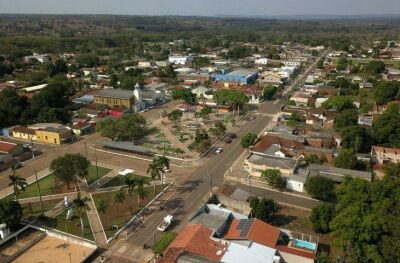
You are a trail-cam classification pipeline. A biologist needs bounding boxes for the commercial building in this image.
[93,85,143,111]
[9,124,73,145]
[215,69,258,85]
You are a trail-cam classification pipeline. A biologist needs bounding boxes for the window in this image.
[45,136,48,140]
[54,138,57,144]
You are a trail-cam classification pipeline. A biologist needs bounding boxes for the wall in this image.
[216,194,252,215]
[278,251,314,263]
[286,179,304,192]
[11,131,36,141]
[94,96,133,109]
[36,130,61,145]
[244,159,292,177]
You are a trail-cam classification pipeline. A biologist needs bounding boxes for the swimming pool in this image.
[292,239,317,251]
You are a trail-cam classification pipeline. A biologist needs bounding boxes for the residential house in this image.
[168,55,193,65]
[290,92,313,107]
[138,61,155,68]
[0,141,24,156]
[177,73,211,84]
[10,124,73,145]
[254,58,268,65]
[371,146,400,164]
[244,153,297,177]
[70,122,93,136]
[282,60,302,67]
[259,72,282,86]
[307,164,372,182]
[24,54,49,63]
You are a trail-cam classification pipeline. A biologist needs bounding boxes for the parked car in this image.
[215,147,223,153]
[228,133,237,139]
[157,215,174,231]
[224,138,232,144]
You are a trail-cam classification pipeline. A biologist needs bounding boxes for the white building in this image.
[282,60,302,67]
[254,58,269,65]
[24,55,49,63]
[168,55,193,65]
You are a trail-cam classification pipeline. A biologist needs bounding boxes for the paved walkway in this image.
[85,191,108,247]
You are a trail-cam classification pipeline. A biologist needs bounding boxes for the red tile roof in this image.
[162,224,226,263]
[0,141,18,154]
[372,145,400,155]
[223,219,280,248]
[276,245,315,259]
[252,134,304,154]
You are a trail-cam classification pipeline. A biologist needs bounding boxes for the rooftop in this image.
[95,89,134,99]
[308,164,372,182]
[0,141,19,153]
[221,242,278,263]
[224,219,280,248]
[226,69,257,77]
[247,154,297,170]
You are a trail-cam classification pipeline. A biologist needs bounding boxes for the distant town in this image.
[0,14,399,263]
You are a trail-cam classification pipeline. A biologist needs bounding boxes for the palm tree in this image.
[113,189,125,214]
[72,192,90,237]
[137,182,149,207]
[96,199,108,215]
[8,175,28,202]
[156,156,170,187]
[147,162,160,195]
[122,174,138,215]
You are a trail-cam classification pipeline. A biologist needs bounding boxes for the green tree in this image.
[261,169,285,189]
[305,176,336,202]
[72,192,90,237]
[113,189,125,214]
[167,110,183,128]
[50,155,76,189]
[310,203,335,233]
[299,154,322,167]
[363,60,386,75]
[262,85,277,100]
[340,125,372,153]
[147,162,161,195]
[171,89,196,105]
[209,120,226,138]
[322,96,354,111]
[136,178,149,206]
[96,113,146,142]
[123,174,138,215]
[336,56,348,71]
[155,156,170,187]
[383,162,400,180]
[96,199,108,215]
[241,133,258,148]
[249,197,278,223]
[334,149,359,170]
[213,89,249,108]
[0,200,23,229]
[315,251,333,263]
[334,109,358,131]
[330,177,400,262]
[372,104,400,147]
[8,175,28,202]
[374,81,400,105]
[153,231,178,254]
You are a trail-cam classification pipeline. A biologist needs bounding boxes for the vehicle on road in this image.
[157,215,174,231]
[215,147,223,153]
[227,133,237,139]
[224,138,232,144]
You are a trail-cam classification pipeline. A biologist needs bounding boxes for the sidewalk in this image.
[85,192,108,247]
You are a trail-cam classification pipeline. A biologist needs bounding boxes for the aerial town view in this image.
[0,0,399,262]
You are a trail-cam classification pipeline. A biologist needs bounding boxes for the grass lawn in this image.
[42,210,94,241]
[21,199,63,219]
[92,185,164,239]
[86,165,112,185]
[101,174,152,188]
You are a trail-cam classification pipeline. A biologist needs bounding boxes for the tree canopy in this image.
[333,109,358,131]
[249,197,278,223]
[374,81,400,105]
[372,104,400,148]
[96,113,146,142]
[240,133,258,148]
[213,89,249,107]
[310,203,335,233]
[322,96,354,111]
[305,176,336,202]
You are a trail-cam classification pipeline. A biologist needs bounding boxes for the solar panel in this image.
[236,219,254,237]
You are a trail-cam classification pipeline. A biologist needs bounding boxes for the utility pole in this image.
[209,173,213,193]
[95,150,99,180]
[30,137,35,159]
[34,170,44,215]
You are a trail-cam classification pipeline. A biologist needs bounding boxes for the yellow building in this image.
[10,125,72,145]
[35,127,72,145]
[94,89,136,109]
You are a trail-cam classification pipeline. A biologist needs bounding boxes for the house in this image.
[70,122,93,136]
[371,146,400,164]
[161,224,226,263]
[192,86,214,99]
[0,141,24,156]
[24,54,49,63]
[254,58,268,65]
[215,69,258,85]
[259,72,282,86]
[9,124,73,145]
[177,73,212,84]
[290,92,312,107]
[168,55,193,65]
[138,61,155,68]
[244,153,297,177]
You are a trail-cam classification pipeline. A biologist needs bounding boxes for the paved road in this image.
[103,101,285,262]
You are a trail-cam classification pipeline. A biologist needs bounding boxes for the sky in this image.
[0,0,400,17]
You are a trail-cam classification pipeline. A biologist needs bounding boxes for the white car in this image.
[215,147,223,154]
[157,215,174,231]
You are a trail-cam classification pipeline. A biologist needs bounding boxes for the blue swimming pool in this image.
[293,239,317,251]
